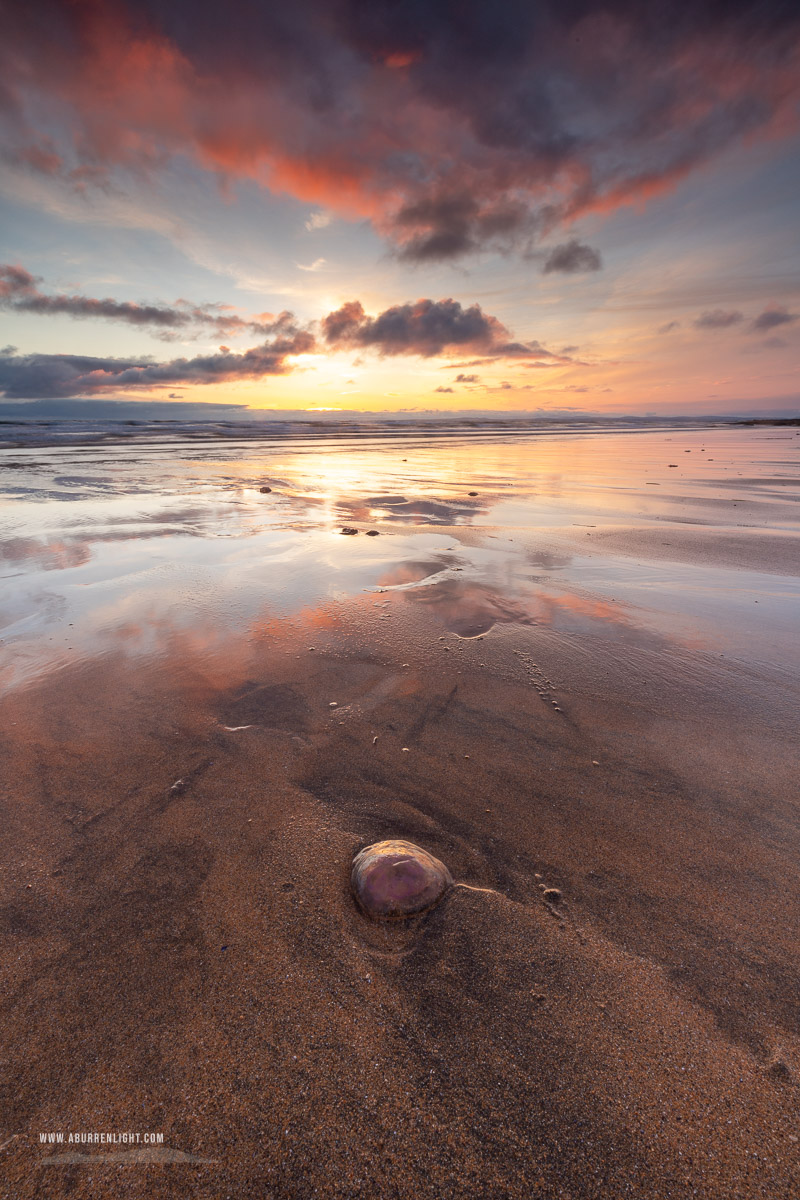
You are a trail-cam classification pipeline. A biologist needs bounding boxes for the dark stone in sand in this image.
[767,1054,795,1082]
[365,530,380,536]
[259,486,272,493]
[351,840,453,921]
[468,491,478,496]
[340,527,359,535]
[543,887,562,904]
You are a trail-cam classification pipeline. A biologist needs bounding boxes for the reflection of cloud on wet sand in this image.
[375,560,450,588]
[0,515,210,573]
[404,579,536,637]
[526,549,572,571]
[0,537,91,570]
[400,575,677,649]
[336,493,491,526]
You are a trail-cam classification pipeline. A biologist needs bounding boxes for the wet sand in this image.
[1,426,799,1197]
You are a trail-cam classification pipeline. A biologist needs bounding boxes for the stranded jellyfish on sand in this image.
[351,840,453,920]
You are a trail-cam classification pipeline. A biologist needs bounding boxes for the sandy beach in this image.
[1,424,799,1198]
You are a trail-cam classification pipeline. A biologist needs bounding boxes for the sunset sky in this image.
[1,0,799,418]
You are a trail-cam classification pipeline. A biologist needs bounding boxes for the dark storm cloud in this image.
[3,1,799,260]
[693,309,744,329]
[541,240,602,275]
[750,307,798,332]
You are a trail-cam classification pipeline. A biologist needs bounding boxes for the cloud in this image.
[693,309,744,329]
[392,195,544,262]
[322,297,567,361]
[0,275,572,396]
[0,332,314,398]
[296,258,326,272]
[541,240,602,275]
[434,386,454,393]
[0,263,293,339]
[3,2,799,260]
[750,307,798,332]
[657,320,680,334]
[305,211,331,231]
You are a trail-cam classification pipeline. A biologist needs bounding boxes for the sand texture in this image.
[1,426,799,1197]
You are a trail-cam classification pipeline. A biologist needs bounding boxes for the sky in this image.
[1,0,799,419]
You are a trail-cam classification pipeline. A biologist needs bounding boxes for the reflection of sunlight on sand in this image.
[1,427,798,694]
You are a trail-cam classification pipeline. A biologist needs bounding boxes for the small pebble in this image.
[340,527,359,535]
[543,888,562,904]
[402,747,410,752]
[329,701,338,707]
[365,530,380,536]
[259,486,272,493]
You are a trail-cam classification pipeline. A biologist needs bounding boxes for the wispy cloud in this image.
[750,307,798,332]
[0,264,291,340]
[690,306,799,335]
[305,211,332,232]
[693,309,744,330]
